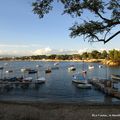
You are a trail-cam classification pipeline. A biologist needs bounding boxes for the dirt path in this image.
[0,101,120,120]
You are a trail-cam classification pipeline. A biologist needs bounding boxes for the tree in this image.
[109,49,120,61]
[81,52,88,59]
[101,50,108,58]
[91,50,100,59]
[32,0,120,44]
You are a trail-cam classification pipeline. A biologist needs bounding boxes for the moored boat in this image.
[72,79,88,84]
[35,77,46,84]
[21,68,31,72]
[77,83,92,89]
[99,65,103,68]
[54,62,59,66]
[22,77,33,83]
[72,72,92,89]
[88,65,94,69]
[28,69,37,74]
[111,74,120,81]
[68,65,76,71]
[45,68,51,73]
[72,73,88,84]
[5,70,13,73]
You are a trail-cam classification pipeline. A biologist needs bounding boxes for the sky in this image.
[0,0,119,56]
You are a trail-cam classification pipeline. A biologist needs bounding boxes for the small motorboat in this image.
[88,65,94,69]
[35,77,46,84]
[21,68,31,72]
[28,70,37,74]
[68,65,76,71]
[5,70,13,73]
[45,68,51,73]
[22,77,33,83]
[99,65,103,68]
[111,74,120,81]
[36,65,42,68]
[0,66,4,70]
[54,62,59,66]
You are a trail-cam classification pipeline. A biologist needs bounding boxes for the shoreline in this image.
[0,59,120,67]
[0,99,120,106]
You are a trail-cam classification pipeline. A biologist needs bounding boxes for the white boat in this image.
[5,70,13,73]
[54,62,59,66]
[72,73,87,84]
[88,65,94,69]
[35,77,46,84]
[68,66,76,71]
[51,62,59,70]
[77,83,92,89]
[111,74,120,81]
[99,65,103,68]
[23,77,33,82]
[36,65,42,68]
[72,79,88,84]
[72,73,92,89]
[21,68,30,72]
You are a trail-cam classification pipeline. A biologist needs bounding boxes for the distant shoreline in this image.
[0,59,120,66]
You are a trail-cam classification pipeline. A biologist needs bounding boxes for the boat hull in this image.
[77,83,92,89]
[111,74,120,81]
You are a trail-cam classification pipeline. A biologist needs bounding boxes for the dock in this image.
[89,79,120,99]
[0,79,45,92]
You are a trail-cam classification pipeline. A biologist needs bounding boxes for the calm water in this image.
[0,61,120,104]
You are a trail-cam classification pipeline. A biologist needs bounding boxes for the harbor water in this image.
[0,61,120,104]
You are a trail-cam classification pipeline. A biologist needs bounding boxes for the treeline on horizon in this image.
[0,49,120,62]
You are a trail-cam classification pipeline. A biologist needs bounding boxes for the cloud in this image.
[33,48,79,55]
[33,47,52,55]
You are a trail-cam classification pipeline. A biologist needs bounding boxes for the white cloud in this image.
[33,47,52,55]
[0,48,89,56]
[33,48,79,55]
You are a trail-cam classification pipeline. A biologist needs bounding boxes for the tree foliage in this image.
[32,0,120,44]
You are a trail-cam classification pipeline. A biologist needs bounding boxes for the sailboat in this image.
[72,72,92,89]
[34,68,46,84]
[88,65,94,69]
[72,61,92,89]
[68,65,76,71]
[51,62,59,70]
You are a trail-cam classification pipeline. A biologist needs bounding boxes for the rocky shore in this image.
[102,60,120,67]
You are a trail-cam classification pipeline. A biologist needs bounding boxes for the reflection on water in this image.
[0,61,120,103]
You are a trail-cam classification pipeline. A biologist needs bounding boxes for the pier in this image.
[89,79,120,99]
